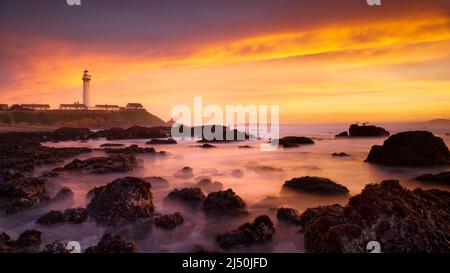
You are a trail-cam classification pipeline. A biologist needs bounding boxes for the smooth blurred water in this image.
[0,122,449,252]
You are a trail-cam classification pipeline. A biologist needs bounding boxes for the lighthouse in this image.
[82,70,92,108]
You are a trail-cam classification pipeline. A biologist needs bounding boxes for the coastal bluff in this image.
[0,109,167,129]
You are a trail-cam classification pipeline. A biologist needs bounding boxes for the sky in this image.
[0,0,449,123]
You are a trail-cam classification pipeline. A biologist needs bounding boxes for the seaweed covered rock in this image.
[37,208,88,225]
[166,188,205,203]
[0,230,41,253]
[366,131,450,166]
[0,174,50,213]
[195,178,224,193]
[203,189,247,216]
[300,180,450,253]
[216,215,275,247]
[414,171,450,185]
[85,233,137,253]
[86,177,153,223]
[56,154,138,174]
[348,124,389,137]
[153,212,184,229]
[277,207,302,225]
[52,187,74,201]
[41,241,72,253]
[283,176,349,195]
[103,144,156,155]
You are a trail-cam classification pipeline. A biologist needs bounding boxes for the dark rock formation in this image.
[142,176,169,188]
[50,127,92,141]
[195,178,224,193]
[0,174,50,213]
[335,131,348,138]
[200,143,216,148]
[153,212,184,229]
[103,144,156,155]
[230,169,244,178]
[366,131,450,166]
[203,189,247,216]
[166,188,206,202]
[56,154,138,174]
[92,126,167,140]
[146,138,177,145]
[15,230,41,248]
[100,143,126,147]
[349,124,390,137]
[37,207,88,225]
[216,215,275,247]
[174,166,194,179]
[274,136,314,148]
[283,176,349,195]
[86,177,154,223]
[414,171,450,185]
[191,125,249,142]
[277,207,302,225]
[0,230,41,253]
[332,152,350,157]
[52,187,74,201]
[85,233,137,253]
[238,145,253,149]
[300,180,450,253]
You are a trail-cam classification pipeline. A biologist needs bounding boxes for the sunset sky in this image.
[0,0,449,123]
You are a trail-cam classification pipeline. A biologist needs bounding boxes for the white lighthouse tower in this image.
[82,70,92,108]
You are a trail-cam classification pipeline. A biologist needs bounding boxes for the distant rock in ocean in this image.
[414,171,450,185]
[274,136,314,148]
[300,180,450,253]
[366,131,450,166]
[335,123,389,138]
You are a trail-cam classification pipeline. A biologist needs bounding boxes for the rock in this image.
[238,145,253,149]
[50,127,92,141]
[37,208,88,225]
[63,208,88,224]
[277,207,302,225]
[86,177,153,223]
[366,131,450,166]
[283,176,349,195]
[414,171,450,185]
[216,215,275,247]
[85,233,137,253]
[92,126,167,140]
[42,241,71,253]
[103,144,156,155]
[203,189,247,216]
[100,143,125,147]
[230,169,244,178]
[57,154,138,174]
[335,131,349,138]
[146,138,177,145]
[0,175,50,213]
[39,171,59,178]
[194,125,250,142]
[53,187,74,201]
[15,230,41,248]
[275,136,314,148]
[349,124,389,137]
[195,178,224,193]
[332,152,350,157]
[37,210,65,225]
[300,180,450,253]
[141,176,169,188]
[200,143,216,148]
[153,212,184,229]
[174,166,194,179]
[0,138,91,172]
[166,188,205,202]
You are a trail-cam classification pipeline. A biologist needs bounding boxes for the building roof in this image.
[126,103,144,107]
[21,104,50,108]
[60,103,87,107]
[95,104,120,108]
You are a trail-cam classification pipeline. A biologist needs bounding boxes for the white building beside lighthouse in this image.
[82,70,92,108]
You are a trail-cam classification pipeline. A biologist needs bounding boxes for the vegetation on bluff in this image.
[0,110,166,128]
